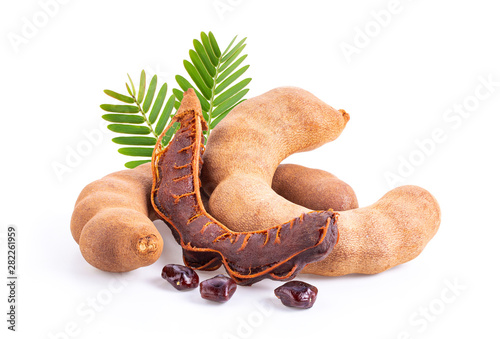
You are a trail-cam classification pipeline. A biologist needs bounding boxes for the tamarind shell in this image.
[71,164,163,272]
[272,164,358,211]
[151,89,339,285]
[302,185,441,276]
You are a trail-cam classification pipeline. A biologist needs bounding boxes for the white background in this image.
[1,0,499,338]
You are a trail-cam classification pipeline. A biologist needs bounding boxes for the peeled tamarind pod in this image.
[151,89,339,285]
[202,87,350,232]
[302,185,441,276]
[272,164,359,211]
[71,164,163,272]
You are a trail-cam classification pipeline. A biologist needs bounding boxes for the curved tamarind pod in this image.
[272,164,359,211]
[151,89,339,285]
[201,87,350,232]
[71,164,163,272]
[302,185,440,276]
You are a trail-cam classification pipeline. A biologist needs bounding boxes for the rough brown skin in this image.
[303,185,441,276]
[151,89,339,285]
[272,164,358,211]
[202,87,350,232]
[201,87,440,275]
[71,164,163,272]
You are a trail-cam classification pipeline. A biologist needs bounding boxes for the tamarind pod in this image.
[151,89,339,285]
[272,164,359,211]
[201,87,350,232]
[71,164,163,272]
[302,185,440,276]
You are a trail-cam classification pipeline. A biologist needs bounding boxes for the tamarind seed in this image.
[199,275,237,302]
[274,281,318,309]
[161,264,199,291]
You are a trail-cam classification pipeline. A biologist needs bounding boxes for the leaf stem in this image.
[207,57,223,137]
[130,91,158,139]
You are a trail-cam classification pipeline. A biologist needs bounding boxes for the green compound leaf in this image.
[101,32,251,168]
[176,32,251,138]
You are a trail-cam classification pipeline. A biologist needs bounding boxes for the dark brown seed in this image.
[200,274,237,302]
[274,281,318,309]
[161,264,199,291]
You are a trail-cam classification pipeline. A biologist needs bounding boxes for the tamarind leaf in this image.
[143,74,157,113]
[112,136,157,146]
[212,89,249,118]
[137,70,146,104]
[215,65,250,95]
[217,54,248,83]
[107,124,151,135]
[103,90,134,104]
[118,147,154,157]
[155,95,176,135]
[149,83,167,124]
[102,114,145,124]
[176,32,251,138]
[101,32,251,167]
[125,83,134,97]
[210,100,244,129]
[221,37,246,63]
[100,104,140,113]
[127,74,136,96]
[222,35,238,56]
[125,159,151,169]
[214,78,251,106]
[201,32,218,66]
[208,32,221,57]
[189,50,214,89]
[183,60,212,99]
[193,39,216,76]
[219,45,246,73]
[174,75,210,111]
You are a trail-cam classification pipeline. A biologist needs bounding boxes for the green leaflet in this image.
[125,160,151,169]
[118,147,154,157]
[100,104,139,113]
[101,31,251,168]
[102,114,144,124]
[112,136,157,146]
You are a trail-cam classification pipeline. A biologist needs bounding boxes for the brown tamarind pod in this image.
[71,164,163,272]
[201,87,350,232]
[302,185,440,276]
[151,89,339,285]
[272,164,359,211]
